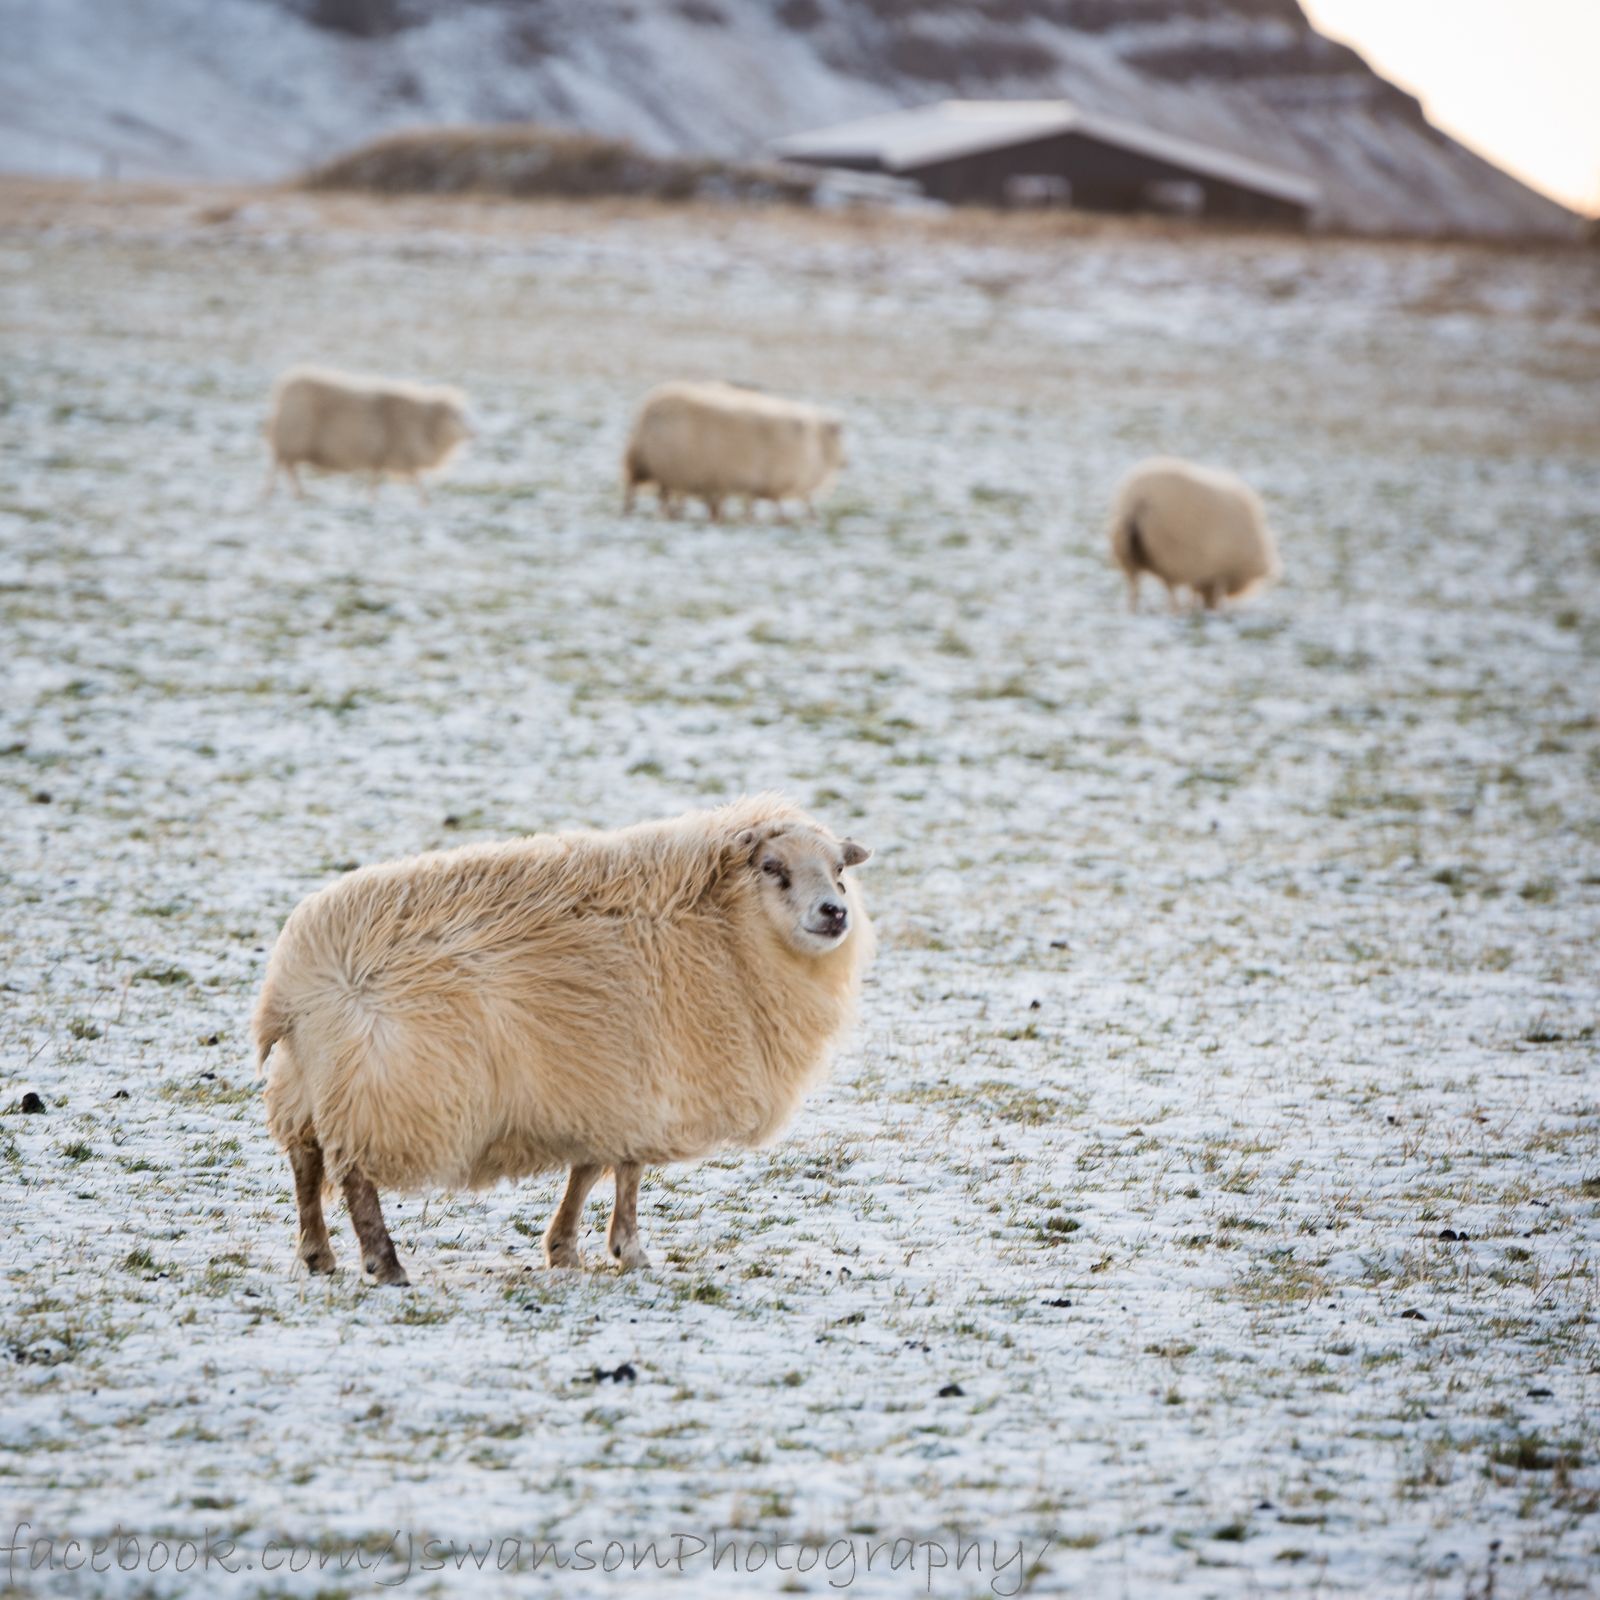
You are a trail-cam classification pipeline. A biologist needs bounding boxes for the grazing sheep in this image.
[253,795,874,1285]
[264,365,470,501]
[622,380,844,520]
[1108,458,1281,612]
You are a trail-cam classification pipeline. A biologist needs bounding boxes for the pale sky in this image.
[1300,0,1600,215]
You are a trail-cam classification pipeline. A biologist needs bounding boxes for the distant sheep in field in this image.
[253,795,874,1285]
[623,380,844,521]
[264,365,470,501]
[1108,458,1281,612]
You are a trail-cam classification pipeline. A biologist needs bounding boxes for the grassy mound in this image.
[301,123,816,205]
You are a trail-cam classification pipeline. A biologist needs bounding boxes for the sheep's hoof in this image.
[544,1239,585,1270]
[365,1255,410,1287]
[301,1244,337,1275]
[610,1241,651,1272]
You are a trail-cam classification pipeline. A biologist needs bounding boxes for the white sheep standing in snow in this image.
[264,365,471,501]
[623,380,844,520]
[1108,457,1281,611]
[252,795,874,1285]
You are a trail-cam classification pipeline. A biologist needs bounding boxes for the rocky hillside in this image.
[0,0,1577,236]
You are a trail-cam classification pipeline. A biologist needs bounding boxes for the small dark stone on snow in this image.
[111,1089,130,1100]
[1438,1228,1471,1241]
[590,1361,636,1384]
[1028,999,1041,1010]
[1526,1386,1554,1398]
[199,1034,221,1047]
[1049,939,1069,950]
[31,791,52,804]
[937,1383,964,1398]
[1043,1298,1072,1308]
[1400,1308,1427,1321]
[18,1092,46,1114]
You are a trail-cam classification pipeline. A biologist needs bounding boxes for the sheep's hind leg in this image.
[607,1163,651,1271]
[288,1139,336,1274]
[342,1166,409,1286]
[544,1163,602,1269]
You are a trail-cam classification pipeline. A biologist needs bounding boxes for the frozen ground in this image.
[1,183,1598,1598]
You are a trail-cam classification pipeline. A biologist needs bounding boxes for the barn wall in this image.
[901,130,1309,223]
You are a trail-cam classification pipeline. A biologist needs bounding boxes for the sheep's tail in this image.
[252,984,292,1078]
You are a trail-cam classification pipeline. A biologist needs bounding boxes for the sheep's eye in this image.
[762,858,790,889]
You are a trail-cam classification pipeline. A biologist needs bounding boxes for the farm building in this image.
[773,100,1320,225]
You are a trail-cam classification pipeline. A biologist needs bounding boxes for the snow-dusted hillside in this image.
[0,0,1578,236]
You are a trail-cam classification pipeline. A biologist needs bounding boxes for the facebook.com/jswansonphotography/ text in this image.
[4,1525,1054,1594]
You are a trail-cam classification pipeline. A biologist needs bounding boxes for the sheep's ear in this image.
[840,838,872,867]
[732,824,774,862]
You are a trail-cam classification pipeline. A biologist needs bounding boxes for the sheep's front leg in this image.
[342,1166,409,1286]
[288,1139,336,1274]
[544,1163,602,1269]
[607,1163,651,1271]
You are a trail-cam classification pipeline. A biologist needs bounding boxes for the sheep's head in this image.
[734,820,871,955]
[819,416,845,474]
[428,399,471,455]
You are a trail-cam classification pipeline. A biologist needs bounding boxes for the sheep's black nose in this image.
[819,901,846,924]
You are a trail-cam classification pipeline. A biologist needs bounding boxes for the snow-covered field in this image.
[2,183,1598,1598]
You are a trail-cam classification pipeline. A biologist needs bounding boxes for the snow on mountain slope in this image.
[0,0,1577,236]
